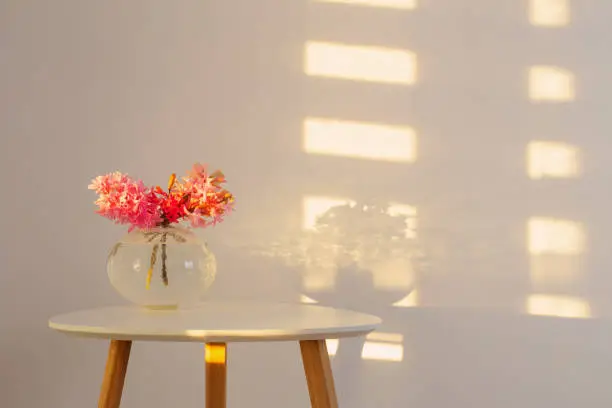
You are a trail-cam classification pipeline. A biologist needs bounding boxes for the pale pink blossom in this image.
[88,172,161,230]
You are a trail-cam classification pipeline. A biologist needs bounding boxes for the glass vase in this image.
[107,225,216,309]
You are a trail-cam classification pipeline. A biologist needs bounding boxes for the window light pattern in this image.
[527,141,580,179]
[326,339,340,356]
[362,332,404,362]
[305,41,417,85]
[303,117,417,163]
[302,196,356,231]
[529,0,570,27]
[387,202,418,238]
[526,294,591,318]
[528,217,586,255]
[392,290,419,307]
[300,294,319,304]
[529,66,575,102]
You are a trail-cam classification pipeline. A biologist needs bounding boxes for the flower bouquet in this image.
[89,163,234,308]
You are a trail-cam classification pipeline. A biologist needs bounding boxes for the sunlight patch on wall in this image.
[303,265,337,291]
[313,0,417,9]
[362,332,404,362]
[529,66,575,102]
[387,202,418,238]
[371,258,416,290]
[528,217,585,255]
[527,141,580,179]
[326,339,340,356]
[529,0,570,27]
[303,117,417,163]
[392,289,419,307]
[526,294,591,318]
[303,196,356,230]
[305,41,417,85]
[300,294,319,304]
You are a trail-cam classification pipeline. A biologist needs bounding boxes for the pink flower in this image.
[177,164,235,228]
[88,172,162,230]
[129,190,163,230]
[90,163,234,230]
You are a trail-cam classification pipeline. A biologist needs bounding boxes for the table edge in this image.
[48,320,379,342]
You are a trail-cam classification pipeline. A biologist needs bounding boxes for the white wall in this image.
[2,0,612,407]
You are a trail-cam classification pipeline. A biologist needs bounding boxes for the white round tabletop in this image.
[48,302,381,342]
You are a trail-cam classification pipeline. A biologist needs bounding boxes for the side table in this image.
[49,301,381,408]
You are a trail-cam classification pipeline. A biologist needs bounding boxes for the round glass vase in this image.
[107,225,216,309]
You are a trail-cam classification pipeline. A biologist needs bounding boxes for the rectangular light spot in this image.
[305,41,417,85]
[527,141,580,179]
[387,202,418,238]
[326,339,339,356]
[313,0,417,9]
[302,195,356,230]
[392,290,419,307]
[528,217,586,255]
[362,332,404,362]
[300,294,319,304]
[529,0,570,27]
[529,66,575,102]
[526,294,591,318]
[303,117,417,162]
[362,342,403,362]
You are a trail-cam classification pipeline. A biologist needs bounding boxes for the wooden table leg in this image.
[98,340,132,408]
[205,342,227,408]
[300,340,339,408]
